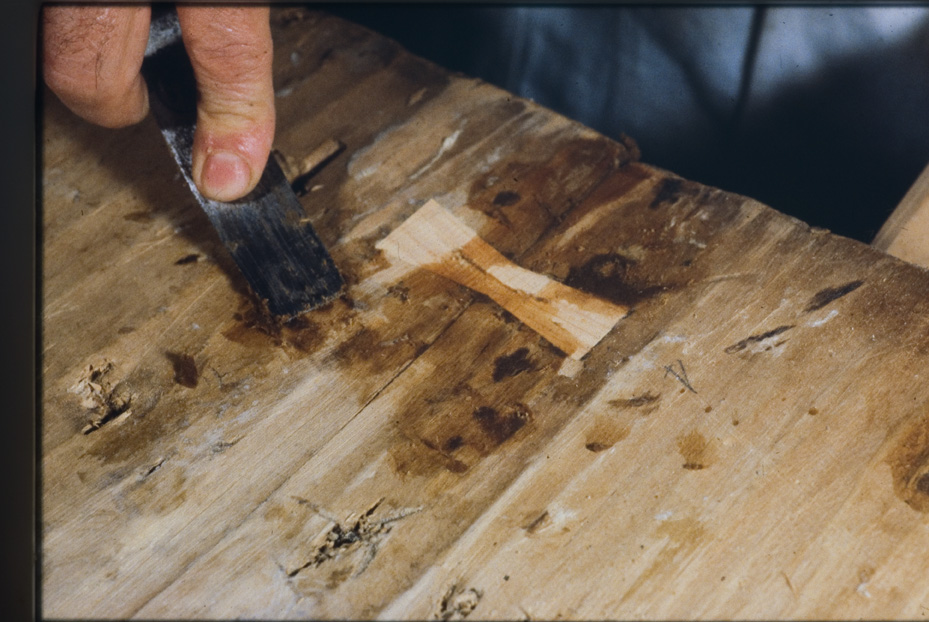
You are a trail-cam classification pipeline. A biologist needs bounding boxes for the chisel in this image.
[142,6,343,317]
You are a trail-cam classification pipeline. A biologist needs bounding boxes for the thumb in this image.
[177,6,275,202]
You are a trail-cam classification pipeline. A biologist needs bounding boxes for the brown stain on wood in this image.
[656,515,706,544]
[648,176,703,209]
[564,253,669,308]
[280,315,327,353]
[165,352,199,388]
[584,416,630,452]
[325,270,473,395]
[174,253,200,265]
[522,169,748,392]
[524,510,550,534]
[677,431,712,470]
[492,347,535,382]
[80,368,173,466]
[123,210,153,223]
[325,566,354,589]
[389,436,470,478]
[466,135,635,254]
[335,238,391,288]
[383,313,549,480]
[221,294,355,355]
[724,325,795,355]
[443,435,464,452]
[886,412,929,513]
[492,190,521,207]
[384,357,549,480]
[262,501,308,544]
[524,167,731,319]
[472,404,532,445]
[609,392,661,415]
[804,280,864,313]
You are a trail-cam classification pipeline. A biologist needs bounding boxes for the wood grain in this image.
[376,199,628,360]
[873,161,929,269]
[41,8,929,620]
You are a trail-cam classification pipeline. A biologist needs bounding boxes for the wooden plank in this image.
[41,8,929,620]
[873,161,929,269]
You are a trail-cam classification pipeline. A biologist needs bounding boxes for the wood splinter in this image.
[375,199,629,360]
[274,138,345,196]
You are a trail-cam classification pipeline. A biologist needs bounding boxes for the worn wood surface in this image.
[375,199,628,360]
[41,8,929,620]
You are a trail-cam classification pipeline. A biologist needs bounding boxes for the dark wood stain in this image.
[648,177,701,209]
[609,392,661,409]
[222,294,351,355]
[886,411,929,513]
[281,315,326,353]
[804,280,864,312]
[324,271,467,387]
[123,210,153,223]
[917,473,929,496]
[335,239,392,288]
[174,253,200,265]
[82,368,183,466]
[492,190,521,207]
[564,253,669,308]
[539,164,725,402]
[389,437,469,477]
[492,347,535,382]
[166,351,199,388]
[524,510,550,534]
[724,325,795,354]
[584,416,631,453]
[223,298,288,348]
[473,404,532,446]
[677,431,712,470]
[465,135,634,256]
[382,315,550,481]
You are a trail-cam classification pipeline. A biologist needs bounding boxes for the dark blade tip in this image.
[264,277,346,319]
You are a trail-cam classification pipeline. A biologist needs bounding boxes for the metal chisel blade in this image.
[142,6,343,317]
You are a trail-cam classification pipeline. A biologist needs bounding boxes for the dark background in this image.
[324,4,929,244]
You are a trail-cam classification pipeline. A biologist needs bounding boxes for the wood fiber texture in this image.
[41,8,929,620]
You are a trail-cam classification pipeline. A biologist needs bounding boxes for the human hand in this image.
[43,5,275,202]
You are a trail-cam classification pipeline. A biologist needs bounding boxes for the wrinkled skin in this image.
[43,5,275,202]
